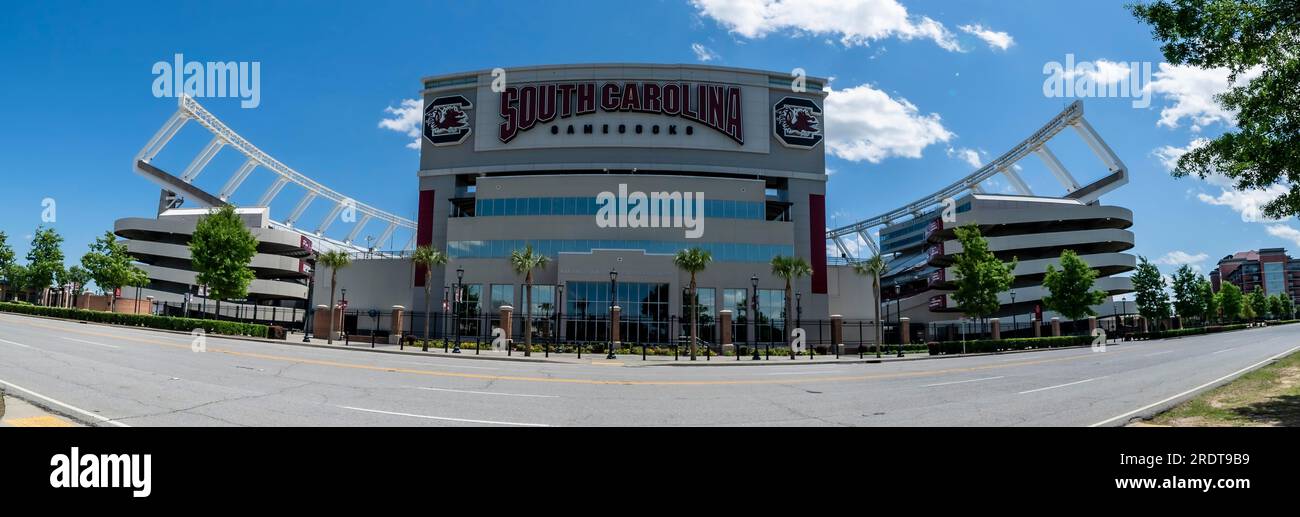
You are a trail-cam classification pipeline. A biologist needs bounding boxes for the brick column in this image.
[900,317,911,345]
[1140,317,1148,333]
[830,314,843,355]
[389,305,405,345]
[1051,317,1061,337]
[1034,318,1042,337]
[991,317,1001,340]
[500,305,513,352]
[312,304,330,338]
[610,306,621,345]
[1088,316,1097,335]
[719,310,733,354]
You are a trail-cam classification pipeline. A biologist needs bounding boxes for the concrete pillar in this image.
[610,306,621,346]
[1088,316,1097,335]
[1140,317,1149,333]
[389,305,405,344]
[1033,318,1042,337]
[900,317,911,345]
[1051,317,1061,337]
[500,305,513,351]
[991,317,1001,340]
[831,314,843,355]
[719,310,733,353]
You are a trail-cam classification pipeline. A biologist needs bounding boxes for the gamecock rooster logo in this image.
[772,97,823,149]
[423,95,473,146]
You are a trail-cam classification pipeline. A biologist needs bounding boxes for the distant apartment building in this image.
[1210,248,1300,301]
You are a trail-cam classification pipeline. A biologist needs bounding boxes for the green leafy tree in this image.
[0,231,15,301]
[5,264,29,302]
[190,205,258,319]
[80,231,148,310]
[1131,257,1171,327]
[1131,1,1300,219]
[1218,282,1244,323]
[1248,285,1268,321]
[1267,293,1284,320]
[949,225,1016,334]
[1198,278,1218,323]
[26,227,65,306]
[1042,250,1108,325]
[318,250,352,344]
[852,254,887,357]
[510,245,549,357]
[1170,264,1205,325]
[411,245,448,352]
[1280,294,1295,320]
[64,265,92,306]
[673,247,712,360]
[770,255,812,350]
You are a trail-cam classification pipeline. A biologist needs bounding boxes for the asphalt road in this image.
[1,312,1297,427]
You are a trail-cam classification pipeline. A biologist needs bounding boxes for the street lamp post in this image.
[554,284,564,357]
[751,275,761,360]
[1010,290,1017,338]
[454,267,464,353]
[608,269,618,360]
[895,284,903,357]
[302,266,315,343]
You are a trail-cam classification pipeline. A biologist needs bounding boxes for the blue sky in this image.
[0,0,1284,283]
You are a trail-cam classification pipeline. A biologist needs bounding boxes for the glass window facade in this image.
[1265,262,1285,295]
[563,281,671,344]
[489,284,514,312]
[474,197,765,220]
[723,288,749,342]
[448,240,791,263]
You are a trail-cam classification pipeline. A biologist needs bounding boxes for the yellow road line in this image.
[5,317,1123,387]
[4,415,77,427]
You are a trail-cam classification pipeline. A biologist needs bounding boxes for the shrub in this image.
[927,335,1092,355]
[0,301,268,338]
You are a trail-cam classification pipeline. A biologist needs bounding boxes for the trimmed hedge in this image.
[0,301,268,338]
[1130,324,1249,340]
[927,335,1092,355]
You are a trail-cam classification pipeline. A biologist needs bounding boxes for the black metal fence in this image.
[153,300,307,330]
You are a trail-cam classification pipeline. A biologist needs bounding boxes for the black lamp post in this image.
[454,267,464,353]
[1010,290,1017,337]
[895,284,903,357]
[554,284,564,355]
[440,285,448,341]
[750,275,761,360]
[795,292,802,331]
[608,269,618,360]
[302,264,315,343]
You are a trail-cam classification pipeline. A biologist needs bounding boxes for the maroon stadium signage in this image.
[498,82,743,144]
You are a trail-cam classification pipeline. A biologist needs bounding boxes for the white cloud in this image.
[946,147,982,168]
[1153,137,1234,187]
[690,42,719,62]
[691,0,962,51]
[379,98,423,150]
[1196,184,1287,222]
[1154,251,1208,271]
[1266,225,1300,247]
[824,83,953,162]
[958,24,1013,51]
[1146,63,1262,131]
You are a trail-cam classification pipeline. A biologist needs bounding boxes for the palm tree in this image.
[510,245,549,357]
[411,245,448,351]
[318,250,351,344]
[673,247,713,360]
[852,254,887,358]
[770,255,812,353]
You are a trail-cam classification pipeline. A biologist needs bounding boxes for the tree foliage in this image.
[189,205,258,302]
[1042,249,1108,320]
[1131,256,1171,321]
[81,231,147,299]
[1218,281,1244,322]
[26,226,64,295]
[1198,278,1218,322]
[1170,264,1205,319]
[1131,0,1300,218]
[949,225,1016,320]
[1248,285,1269,320]
[674,247,713,360]
[510,244,550,356]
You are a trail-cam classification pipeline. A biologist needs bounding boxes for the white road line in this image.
[337,405,551,427]
[762,370,848,376]
[923,376,1005,388]
[0,378,131,427]
[1090,344,1300,427]
[1018,377,1103,395]
[1144,350,1174,357]
[0,338,34,349]
[414,387,558,398]
[61,337,120,349]
[1211,348,1236,355]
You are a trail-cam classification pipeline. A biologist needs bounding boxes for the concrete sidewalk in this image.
[0,393,82,427]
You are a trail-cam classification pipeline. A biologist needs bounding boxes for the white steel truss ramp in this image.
[827,100,1127,262]
[134,95,416,253]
